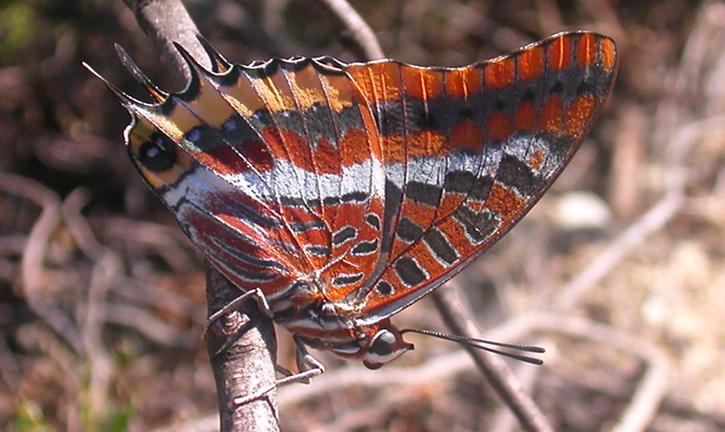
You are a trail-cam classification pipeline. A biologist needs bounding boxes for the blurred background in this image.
[1,0,723,430]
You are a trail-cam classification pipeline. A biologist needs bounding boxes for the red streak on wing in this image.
[547,35,572,71]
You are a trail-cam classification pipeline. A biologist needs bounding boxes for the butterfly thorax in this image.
[272,277,413,367]
[273,276,363,344]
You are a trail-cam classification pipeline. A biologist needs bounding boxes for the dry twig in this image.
[526,314,671,432]
[0,173,84,353]
[122,0,209,79]
[309,0,384,60]
[62,188,106,260]
[433,286,553,432]
[120,1,280,430]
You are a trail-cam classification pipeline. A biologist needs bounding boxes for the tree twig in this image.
[433,286,553,432]
[490,360,544,432]
[206,269,280,431]
[527,314,671,432]
[308,0,384,59]
[120,1,280,430]
[0,173,84,353]
[555,115,725,312]
[122,0,209,79]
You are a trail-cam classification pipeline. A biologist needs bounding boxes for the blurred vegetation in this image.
[1,0,723,431]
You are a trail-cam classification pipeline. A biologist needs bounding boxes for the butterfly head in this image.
[359,321,414,370]
[297,317,414,369]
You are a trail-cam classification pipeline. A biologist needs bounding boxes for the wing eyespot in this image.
[138,134,177,172]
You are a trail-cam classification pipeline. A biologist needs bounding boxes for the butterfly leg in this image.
[274,363,295,377]
[203,287,273,339]
[254,337,327,385]
[231,337,326,406]
[281,336,326,385]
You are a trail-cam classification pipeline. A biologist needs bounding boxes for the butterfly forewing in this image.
[344,32,617,320]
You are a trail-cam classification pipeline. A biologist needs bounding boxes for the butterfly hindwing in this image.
[123,53,386,302]
[343,32,618,320]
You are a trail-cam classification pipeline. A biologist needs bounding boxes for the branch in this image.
[526,314,671,432]
[433,286,553,432]
[1,173,84,353]
[122,0,209,78]
[554,115,724,311]
[309,0,384,59]
[120,1,279,430]
[206,269,280,431]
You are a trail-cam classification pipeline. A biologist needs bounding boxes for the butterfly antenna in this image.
[401,329,545,365]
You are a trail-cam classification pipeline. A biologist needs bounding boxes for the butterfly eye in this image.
[362,328,414,370]
[369,329,397,357]
[139,134,176,172]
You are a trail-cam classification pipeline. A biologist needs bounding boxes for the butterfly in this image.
[85,31,617,377]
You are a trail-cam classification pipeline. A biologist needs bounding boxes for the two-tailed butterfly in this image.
[86,31,617,376]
